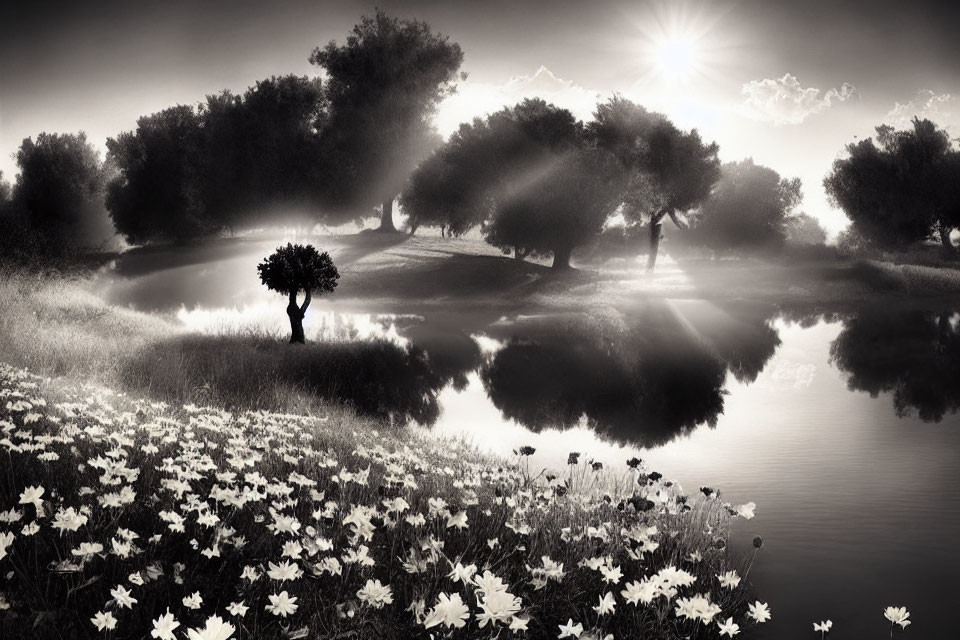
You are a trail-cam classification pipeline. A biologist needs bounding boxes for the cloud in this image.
[435,66,600,137]
[886,90,959,131]
[740,73,856,125]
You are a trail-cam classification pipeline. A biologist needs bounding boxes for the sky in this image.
[2,0,959,237]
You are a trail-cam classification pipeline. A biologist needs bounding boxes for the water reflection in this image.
[830,306,960,422]
[479,302,780,446]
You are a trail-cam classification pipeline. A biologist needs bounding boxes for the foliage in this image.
[257,243,339,296]
[785,212,828,246]
[106,106,207,244]
[310,10,463,226]
[824,118,957,250]
[0,362,762,640]
[688,159,803,251]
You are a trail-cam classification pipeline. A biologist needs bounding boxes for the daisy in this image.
[266,591,298,617]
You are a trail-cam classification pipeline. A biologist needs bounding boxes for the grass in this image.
[0,362,761,640]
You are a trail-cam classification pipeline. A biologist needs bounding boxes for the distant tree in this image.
[106,106,207,244]
[485,148,626,269]
[11,132,108,246]
[257,243,339,344]
[786,212,828,246]
[0,171,11,207]
[824,118,956,251]
[198,75,327,229]
[588,96,720,270]
[310,10,463,231]
[688,159,803,252]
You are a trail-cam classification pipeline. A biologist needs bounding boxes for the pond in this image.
[93,240,960,639]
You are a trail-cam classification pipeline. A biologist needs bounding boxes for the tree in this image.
[310,10,463,231]
[257,243,340,344]
[0,171,10,207]
[485,147,626,269]
[588,96,720,270]
[11,132,109,246]
[824,118,956,251]
[786,212,828,246]
[688,159,803,252]
[106,106,207,244]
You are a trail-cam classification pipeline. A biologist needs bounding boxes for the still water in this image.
[94,242,960,639]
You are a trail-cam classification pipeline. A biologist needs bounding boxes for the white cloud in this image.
[435,66,600,137]
[739,73,856,125]
[886,90,959,132]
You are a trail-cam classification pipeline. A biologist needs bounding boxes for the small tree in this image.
[257,244,339,344]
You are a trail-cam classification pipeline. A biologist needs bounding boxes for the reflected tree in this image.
[830,307,960,421]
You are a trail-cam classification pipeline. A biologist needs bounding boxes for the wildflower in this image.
[183,592,203,609]
[510,616,531,631]
[517,446,536,456]
[621,578,658,606]
[448,562,478,584]
[813,620,833,635]
[267,559,302,582]
[357,579,394,609]
[593,591,616,616]
[0,531,16,560]
[18,485,44,513]
[21,522,39,536]
[477,589,522,627]
[51,506,87,534]
[487,537,499,549]
[186,615,235,640]
[91,610,117,632]
[717,570,741,589]
[110,584,138,609]
[446,510,469,530]
[568,452,581,464]
[884,606,911,629]
[675,594,722,623]
[423,592,470,629]
[226,601,249,617]
[735,502,756,519]
[717,617,741,637]
[475,570,509,594]
[266,591,298,617]
[240,565,261,582]
[405,513,426,526]
[747,601,771,623]
[129,572,144,586]
[599,564,623,584]
[151,609,180,640]
[558,618,584,638]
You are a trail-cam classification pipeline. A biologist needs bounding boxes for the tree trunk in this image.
[286,289,310,344]
[514,247,524,261]
[378,197,396,232]
[939,225,955,252]
[552,246,573,270]
[647,218,664,271]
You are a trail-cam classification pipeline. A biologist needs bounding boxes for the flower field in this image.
[0,362,767,639]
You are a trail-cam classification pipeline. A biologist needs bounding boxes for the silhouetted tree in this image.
[786,212,828,246]
[688,159,803,252]
[106,106,207,244]
[588,96,720,270]
[824,118,956,251]
[310,10,463,231]
[485,148,626,269]
[830,306,960,421]
[257,243,339,343]
[10,132,109,248]
[0,171,10,207]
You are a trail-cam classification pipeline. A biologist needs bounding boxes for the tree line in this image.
[1,9,957,270]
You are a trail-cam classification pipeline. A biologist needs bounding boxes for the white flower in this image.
[593,591,616,616]
[447,562,477,584]
[110,584,138,609]
[884,606,911,629]
[747,601,771,623]
[186,615,235,640]
[0,531,16,560]
[91,610,117,631]
[813,620,833,633]
[717,570,741,589]
[18,485,45,513]
[183,591,203,609]
[266,591,298,617]
[151,609,180,640]
[423,592,470,629]
[357,579,393,609]
[717,617,741,636]
[557,618,584,638]
[226,601,249,617]
[735,502,756,519]
[446,510,469,530]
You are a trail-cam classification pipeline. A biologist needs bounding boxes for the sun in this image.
[654,36,698,78]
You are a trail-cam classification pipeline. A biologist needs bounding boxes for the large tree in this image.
[588,96,720,270]
[310,10,463,231]
[11,132,109,246]
[824,118,956,251]
[485,147,626,269]
[688,159,803,252]
[106,106,207,244]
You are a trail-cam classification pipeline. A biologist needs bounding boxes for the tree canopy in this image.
[258,243,340,344]
[310,10,463,230]
[824,117,957,250]
[688,159,803,251]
